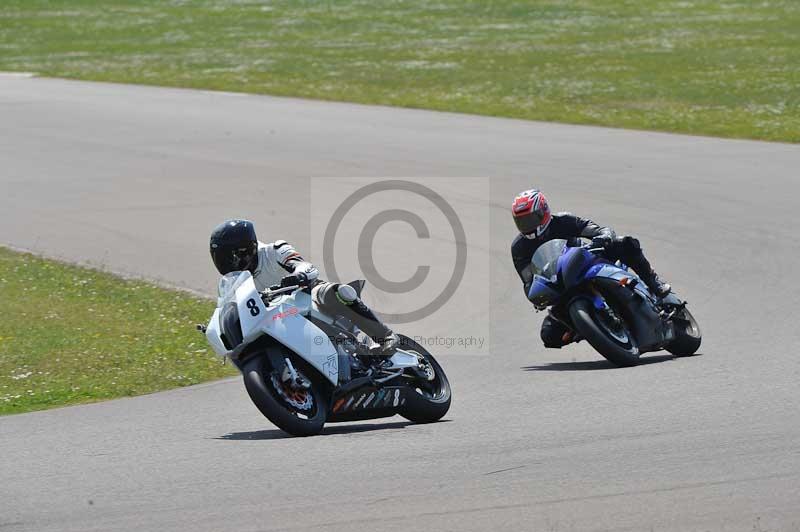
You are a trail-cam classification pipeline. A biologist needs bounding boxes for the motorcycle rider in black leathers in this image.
[209,219,399,354]
[511,189,671,349]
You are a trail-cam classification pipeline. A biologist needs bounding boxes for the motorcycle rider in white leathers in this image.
[209,219,399,355]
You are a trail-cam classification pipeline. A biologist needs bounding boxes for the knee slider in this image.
[335,284,358,306]
[541,326,564,348]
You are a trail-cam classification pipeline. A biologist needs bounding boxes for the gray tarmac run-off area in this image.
[1,75,800,531]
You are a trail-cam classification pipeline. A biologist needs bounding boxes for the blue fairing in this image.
[528,275,561,307]
[528,241,655,304]
[558,247,601,289]
[585,263,654,300]
[528,240,673,355]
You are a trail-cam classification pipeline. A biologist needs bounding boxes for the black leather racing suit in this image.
[511,212,660,348]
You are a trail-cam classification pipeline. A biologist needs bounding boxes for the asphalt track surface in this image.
[2,75,800,532]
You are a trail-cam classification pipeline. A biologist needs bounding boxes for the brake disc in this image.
[270,373,313,411]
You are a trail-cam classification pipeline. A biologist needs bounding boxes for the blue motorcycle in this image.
[528,239,701,366]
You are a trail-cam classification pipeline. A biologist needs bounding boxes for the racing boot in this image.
[334,284,399,356]
[639,269,671,298]
[618,237,671,298]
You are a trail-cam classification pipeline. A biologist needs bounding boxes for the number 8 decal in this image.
[246,298,260,316]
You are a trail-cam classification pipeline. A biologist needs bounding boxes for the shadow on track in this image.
[215,420,420,440]
[522,354,675,371]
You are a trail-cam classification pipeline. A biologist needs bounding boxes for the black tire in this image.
[397,335,451,424]
[242,354,328,437]
[569,298,641,367]
[666,307,702,356]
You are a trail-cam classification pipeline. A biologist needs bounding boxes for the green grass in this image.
[0,248,235,415]
[1,1,799,141]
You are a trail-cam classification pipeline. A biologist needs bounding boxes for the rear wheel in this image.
[397,335,451,424]
[666,308,702,356]
[242,354,328,437]
[569,298,641,367]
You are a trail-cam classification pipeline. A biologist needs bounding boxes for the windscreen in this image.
[217,270,250,306]
[531,239,567,279]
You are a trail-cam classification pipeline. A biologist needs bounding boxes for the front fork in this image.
[549,285,615,336]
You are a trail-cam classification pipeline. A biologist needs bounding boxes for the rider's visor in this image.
[213,243,256,274]
[230,246,255,270]
[514,210,546,236]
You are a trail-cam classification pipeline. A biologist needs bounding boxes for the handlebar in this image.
[261,284,301,301]
[584,246,606,253]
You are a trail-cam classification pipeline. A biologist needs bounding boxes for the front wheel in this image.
[397,335,451,424]
[242,354,328,437]
[569,298,641,367]
[666,307,702,356]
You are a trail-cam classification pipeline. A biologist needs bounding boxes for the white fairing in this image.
[205,308,227,356]
[205,271,339,384]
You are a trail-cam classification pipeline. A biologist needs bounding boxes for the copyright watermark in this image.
[313,334,486,351]
[311,178,489,355]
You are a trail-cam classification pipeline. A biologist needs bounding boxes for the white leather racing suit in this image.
[250,240,319,292]
[251,240,395,348]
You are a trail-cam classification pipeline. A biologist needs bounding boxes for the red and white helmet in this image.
[512,189,552,238]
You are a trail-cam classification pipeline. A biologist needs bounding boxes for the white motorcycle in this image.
[199,271,451,436]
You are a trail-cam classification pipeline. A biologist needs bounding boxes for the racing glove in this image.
[591,235,613,249]
[280,263,319,288]
[280,272,310,287]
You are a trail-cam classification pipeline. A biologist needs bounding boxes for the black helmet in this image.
[210,219,258,275]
